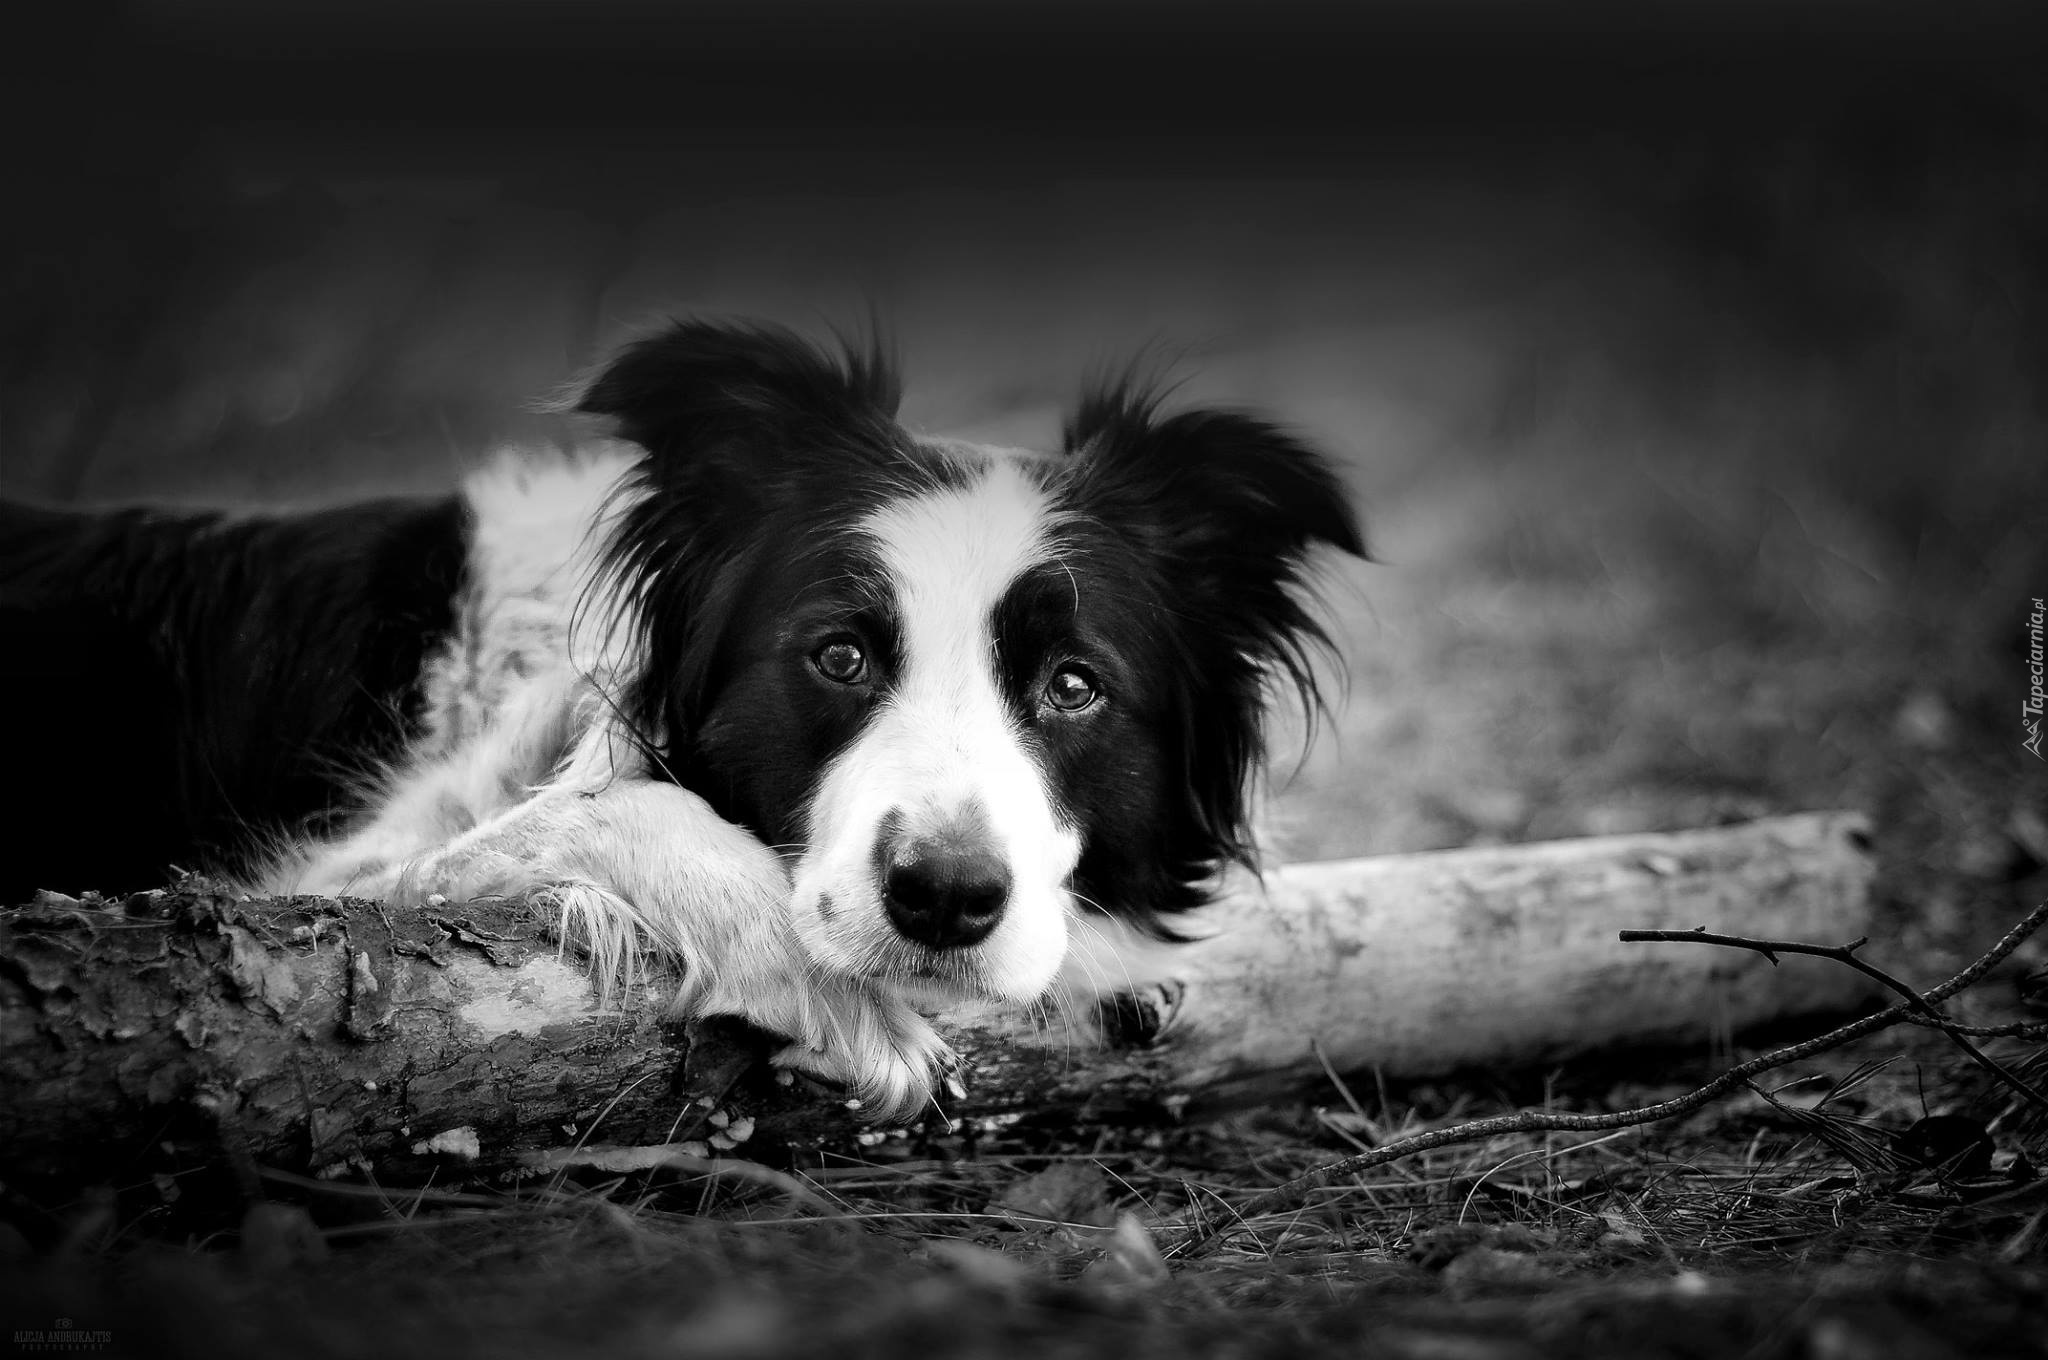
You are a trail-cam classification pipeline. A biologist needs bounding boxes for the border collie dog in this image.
[2,319,1363,1118]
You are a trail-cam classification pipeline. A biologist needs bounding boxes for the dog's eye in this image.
[813,639,868,685]
[1044,667,1099,712]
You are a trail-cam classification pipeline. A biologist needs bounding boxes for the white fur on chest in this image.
[270,446,647,895]
[413,445,641,760]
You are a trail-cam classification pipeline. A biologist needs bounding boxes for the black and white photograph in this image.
[3,3,2045,1356]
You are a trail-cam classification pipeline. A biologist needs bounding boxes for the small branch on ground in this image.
[1167,898,2048,1259]
[1896,1016,2048,1040]
[1618,925,2048,1116]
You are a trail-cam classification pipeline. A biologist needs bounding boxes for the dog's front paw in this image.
[766,981,956,1124]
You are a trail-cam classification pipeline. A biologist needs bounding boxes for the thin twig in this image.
[1619,926,2048,1115]
[1897,1015,2048,1039]
[1167,899,2048,1258]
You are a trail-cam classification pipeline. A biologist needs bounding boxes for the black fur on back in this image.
[0,496,468,898]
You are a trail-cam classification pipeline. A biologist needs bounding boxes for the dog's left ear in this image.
[1063,383,1366,588]
[1061,384,1365,894]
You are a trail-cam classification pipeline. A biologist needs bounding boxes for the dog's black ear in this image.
[1062,379,1364,720]
[1060,380,1365,902]
[578,320,903,764]
[1063,380,1365,583]
[576,318,902,475]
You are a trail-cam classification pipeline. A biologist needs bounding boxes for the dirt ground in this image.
[4,6,2047,1357]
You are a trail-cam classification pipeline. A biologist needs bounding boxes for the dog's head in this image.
[581,318,1363,1005]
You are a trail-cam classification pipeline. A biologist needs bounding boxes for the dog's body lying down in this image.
[0,319,1363,1118]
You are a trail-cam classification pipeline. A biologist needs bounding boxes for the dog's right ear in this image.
[578,320,903,758]
[575,318,902,479]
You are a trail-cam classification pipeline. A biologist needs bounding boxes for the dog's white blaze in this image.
[792,457,1082,1002]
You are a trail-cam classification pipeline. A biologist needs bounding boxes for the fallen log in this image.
[0,812,1876,1191]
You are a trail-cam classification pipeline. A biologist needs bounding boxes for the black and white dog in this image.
[1,319,1363,1117]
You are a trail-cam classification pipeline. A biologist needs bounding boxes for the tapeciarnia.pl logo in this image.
[2026,596,2045,760]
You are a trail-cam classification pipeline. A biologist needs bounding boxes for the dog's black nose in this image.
[883,841,1011,950]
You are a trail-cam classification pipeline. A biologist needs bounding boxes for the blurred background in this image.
[4,1,2044,891]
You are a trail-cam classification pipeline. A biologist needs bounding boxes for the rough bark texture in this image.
[0,812,1876,1190]
[0,889,778,1192]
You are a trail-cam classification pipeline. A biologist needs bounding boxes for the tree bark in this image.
[0,812,1876,1188]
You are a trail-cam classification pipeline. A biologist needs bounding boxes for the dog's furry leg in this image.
[301,777,949,1121]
